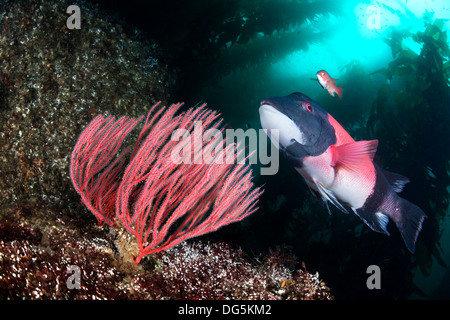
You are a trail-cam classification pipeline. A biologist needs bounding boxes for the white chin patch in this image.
[317,75,326,88]
[259,104,304,148]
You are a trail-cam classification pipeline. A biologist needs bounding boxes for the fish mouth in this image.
[260,100,280,112]
[259,102,283,133]
[259,101,305,147]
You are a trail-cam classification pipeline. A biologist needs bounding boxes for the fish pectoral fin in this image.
[330,140,378,172]
[313,179,349,214]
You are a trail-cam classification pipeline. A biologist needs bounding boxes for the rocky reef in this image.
[0,0,171,211]
[0,0,332,300]
[0,206,332,299]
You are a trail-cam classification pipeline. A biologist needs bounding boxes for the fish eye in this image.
[302,102,313,112]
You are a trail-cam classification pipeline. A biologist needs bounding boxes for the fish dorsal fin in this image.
[330,140,378,173]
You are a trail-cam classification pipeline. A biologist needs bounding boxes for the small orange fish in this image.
[316,70,343,99]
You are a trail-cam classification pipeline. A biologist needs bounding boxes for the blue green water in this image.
[98,0,450,299]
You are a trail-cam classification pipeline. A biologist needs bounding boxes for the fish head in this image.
[316,70,329,88]
[259,92,336,158]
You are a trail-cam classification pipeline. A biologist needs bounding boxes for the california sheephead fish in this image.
[259,92,426,253]
[316,70,343,99]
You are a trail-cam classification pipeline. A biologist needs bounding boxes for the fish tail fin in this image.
[336,86,343,99]
[392,198,427,253]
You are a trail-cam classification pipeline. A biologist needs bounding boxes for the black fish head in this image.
[259,92,335,158]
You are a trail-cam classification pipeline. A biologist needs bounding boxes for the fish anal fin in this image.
[331,140,378,172]
[327,88,335,97]
[352,208,390,235]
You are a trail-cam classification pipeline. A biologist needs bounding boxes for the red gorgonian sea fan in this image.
[70,102,262,264]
